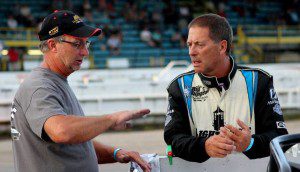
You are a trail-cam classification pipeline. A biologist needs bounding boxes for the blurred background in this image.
[0,0,300,171]
[1,0,300,69]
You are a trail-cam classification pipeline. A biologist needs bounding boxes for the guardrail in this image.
[0,87,299,123]
[237,25,300,45]
[0,62,300,123]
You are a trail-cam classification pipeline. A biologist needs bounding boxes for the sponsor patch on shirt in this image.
[165,105,174,126]
[10,102,21,140]
[213,107,224,131]
[198,130,219,138]
[166,109,174,115]
[270,88,278,99]
[268,88,279,105]
[183,87,191,99]
[192,86,209,101]
[203,80,212,86]
[273,103,283,115]
[11,128,21,140]
[276,121,286,129]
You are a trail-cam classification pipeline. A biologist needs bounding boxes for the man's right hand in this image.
[115,149,151,172]
[110,109,150,130]
[205,135,236,158]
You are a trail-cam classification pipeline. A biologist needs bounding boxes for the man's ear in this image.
[220,40,227,54]
[47,39,58,52]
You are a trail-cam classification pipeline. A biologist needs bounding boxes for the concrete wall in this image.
[0,63,300,122]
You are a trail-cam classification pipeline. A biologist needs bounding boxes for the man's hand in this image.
[205,134,236,158]
[111,109,150,130]
[115,149,151,172]
[220,119,251,152]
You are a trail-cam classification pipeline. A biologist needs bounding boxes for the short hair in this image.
[39,35,64,53]
[188,13,233,55]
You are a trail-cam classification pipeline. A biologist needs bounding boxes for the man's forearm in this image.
[93,140,116,164]
[44,114,116,144]
[44,109,149,144]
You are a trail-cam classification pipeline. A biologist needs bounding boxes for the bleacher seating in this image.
[0,0,299,69]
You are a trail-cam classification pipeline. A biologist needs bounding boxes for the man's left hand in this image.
[220,119,251,152]
[115,149,151,172]
[111,109,150,130]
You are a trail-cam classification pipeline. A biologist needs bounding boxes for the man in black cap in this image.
[11,10,151,172]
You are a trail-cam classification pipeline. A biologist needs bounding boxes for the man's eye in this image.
[74,43,81,48]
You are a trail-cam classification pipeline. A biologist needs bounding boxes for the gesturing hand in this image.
[111,109,150,130]
[205,134,236,158]
[115,149,151,172]
[220,119,251,152]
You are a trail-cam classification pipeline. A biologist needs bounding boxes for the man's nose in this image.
[189,45,197,57]
[80,47,89,57]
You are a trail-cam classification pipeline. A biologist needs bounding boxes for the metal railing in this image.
[237,25,300,45]
[0,27,39,48]
[0,62,300,122]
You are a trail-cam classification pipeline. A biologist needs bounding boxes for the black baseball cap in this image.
[38,10,102,41]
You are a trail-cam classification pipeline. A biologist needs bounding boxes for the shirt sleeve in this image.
[244,74,288,159]
[164,80,210,163]
[25,87,67,140]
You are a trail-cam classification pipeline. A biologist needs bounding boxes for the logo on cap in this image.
[72,15,82,24]
[49,26,58,36]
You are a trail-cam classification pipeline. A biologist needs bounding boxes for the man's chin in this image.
[193,67,204,74]
[71,65,81,71]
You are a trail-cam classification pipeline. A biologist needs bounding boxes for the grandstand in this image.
[0,0,300,70]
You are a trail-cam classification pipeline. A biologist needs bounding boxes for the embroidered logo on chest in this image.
[192,86,209,101]
[198,107,224,138]
[213,107,225,131]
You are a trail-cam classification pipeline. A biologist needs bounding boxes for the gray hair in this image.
[39,35,64,53]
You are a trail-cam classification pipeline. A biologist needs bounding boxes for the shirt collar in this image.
[197,56,237,90]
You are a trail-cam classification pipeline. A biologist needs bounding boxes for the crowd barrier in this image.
[0,62,300,122]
